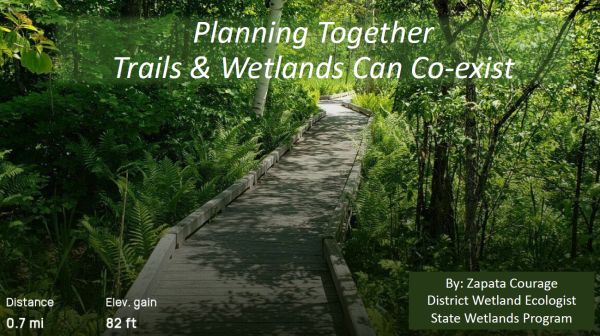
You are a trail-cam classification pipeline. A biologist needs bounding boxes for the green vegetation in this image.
[0,1,58,74]
[0,1,322,333]
[344,1,600,334]
[301,77,355,97]
[1,0,598,335]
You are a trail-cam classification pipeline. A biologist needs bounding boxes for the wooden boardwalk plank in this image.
[135,103,367,335]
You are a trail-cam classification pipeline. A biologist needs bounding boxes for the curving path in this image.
[129,101,367,335]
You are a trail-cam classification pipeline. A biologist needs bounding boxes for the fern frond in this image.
[76,136,111,177]
[127,200,164,258]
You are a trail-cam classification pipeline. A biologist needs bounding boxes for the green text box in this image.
[409,272,595,330]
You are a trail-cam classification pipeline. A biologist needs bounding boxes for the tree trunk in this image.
[588,159,600,252]
[463,0,493,271]
[182,17,191,62]
[464,78,479,270]
[416,118,430,233]
[363,0,376,93]
[72,18,80,80]
[252,0,285,117]
[13,59,27,94]
[143,0,150,17]
[123,0,142,17]
[572,48,600,257]
[478,197,491,259]
[427,140,454,238]
[430,0,463,250]
[345,49,353,85]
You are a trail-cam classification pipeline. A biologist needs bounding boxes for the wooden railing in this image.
[106,110,326,335]
[320,91,356,101]
[322,99,376,336]
[107,98,376,336]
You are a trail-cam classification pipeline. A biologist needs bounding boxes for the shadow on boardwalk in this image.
[133,104,367,336]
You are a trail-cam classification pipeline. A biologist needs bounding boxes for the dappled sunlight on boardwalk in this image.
[132,103,367,335]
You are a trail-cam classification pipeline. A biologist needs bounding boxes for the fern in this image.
[81,217,138,282]
[134,157,199,223]
[74,131,134,180]
[0,150,43,216]
[127,199,166,258]
[0,162,23,181]
[353,93,393,116]
[82,172,168,286]
[184,119,259,191]
[260,108,302,154]
[76,136,110,176]
[98,129,128,162]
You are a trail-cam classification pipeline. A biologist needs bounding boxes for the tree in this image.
[429,0,591,270]
[252,0,286,116]
[571,47,600,257]
[472,0,591,268]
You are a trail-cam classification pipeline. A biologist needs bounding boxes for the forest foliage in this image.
[0,0,320,333]
[343,1,600,335]
[0,0,599,335]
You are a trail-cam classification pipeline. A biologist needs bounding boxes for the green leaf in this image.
[20,50,52,74]
[8,220,24,229]
[19,24,39,32]
[40,39,58,50]
[4,12,19,25]
[589,184,600,198]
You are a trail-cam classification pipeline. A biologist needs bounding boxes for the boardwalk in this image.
[130,102,368,335]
